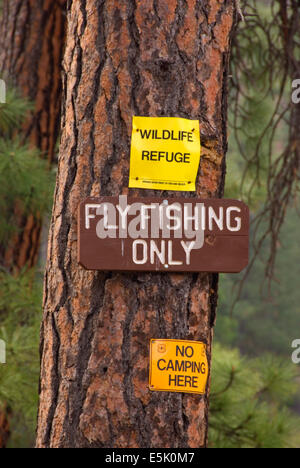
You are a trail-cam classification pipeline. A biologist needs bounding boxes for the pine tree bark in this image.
[0,0,66,271]
[36,0,237,448]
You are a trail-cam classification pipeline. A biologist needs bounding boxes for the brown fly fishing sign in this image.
[78,196,249,273]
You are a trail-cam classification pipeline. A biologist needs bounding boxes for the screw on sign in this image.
[78,196,249,273]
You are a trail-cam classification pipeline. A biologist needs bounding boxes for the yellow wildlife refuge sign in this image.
[149,339,208,394]
[129,116,201,192]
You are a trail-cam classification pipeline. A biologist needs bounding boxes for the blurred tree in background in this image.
[0,0,66,447]
[0,0,66,271]
[228,0,299,284]
[216,0,299,356]
[0,87,54,447]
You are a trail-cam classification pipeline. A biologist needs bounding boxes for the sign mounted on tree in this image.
[78,196,249,273]
[149,339,208,394]
[129,116,201,191]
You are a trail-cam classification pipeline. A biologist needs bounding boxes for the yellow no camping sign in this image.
[149,339,209,395]
[129,116,201,192]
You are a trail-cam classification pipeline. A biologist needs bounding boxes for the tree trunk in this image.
[0,0,66,448]
[36,0,237,448]
[0,0,66,271]
[0,0,66,164]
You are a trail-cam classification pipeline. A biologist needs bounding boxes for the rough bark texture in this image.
[36,0,236,448]
[0,0,66,271]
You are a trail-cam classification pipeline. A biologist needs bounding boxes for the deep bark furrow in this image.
[42,313,61,446]
[66,272,111,447]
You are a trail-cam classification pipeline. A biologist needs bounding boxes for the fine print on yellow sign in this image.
[129,116,201,192]
[149,339,208,395]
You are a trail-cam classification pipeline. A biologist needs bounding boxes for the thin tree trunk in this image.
[0,0,66,271]
[36,0,237,448]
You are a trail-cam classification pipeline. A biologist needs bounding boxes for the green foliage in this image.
[0,86,55,248]
[216,204,300,357]
[0,87,32,135]
[214,1,300,444]
[209,344,300,448]
[0,269,41,448]
[0,140,54,247]
[226,96,274,208]
[0,84,54,447]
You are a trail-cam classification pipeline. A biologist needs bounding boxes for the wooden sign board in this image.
[149,339,208,395]
[78,196,249,273]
